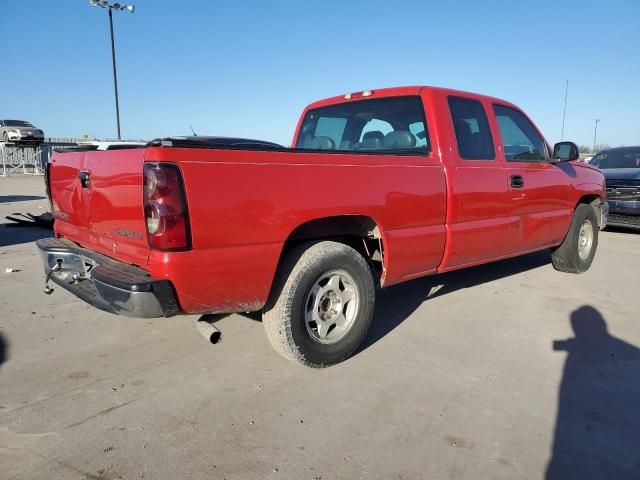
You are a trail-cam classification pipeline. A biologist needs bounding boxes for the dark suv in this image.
[591,146,640,230]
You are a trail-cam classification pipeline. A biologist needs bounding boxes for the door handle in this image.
[78,170,91,189]
[510,175,524,188]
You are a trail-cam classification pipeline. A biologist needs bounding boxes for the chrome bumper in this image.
[6,135,44,142]
[36,238,179,318]
[600,202,609,230]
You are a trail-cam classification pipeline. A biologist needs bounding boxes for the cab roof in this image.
[305,85,518,111]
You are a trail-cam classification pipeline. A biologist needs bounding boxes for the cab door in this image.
[491,104,571,254]
[440,96,510,269]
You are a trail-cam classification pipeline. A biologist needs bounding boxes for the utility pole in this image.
[593,119,600,153]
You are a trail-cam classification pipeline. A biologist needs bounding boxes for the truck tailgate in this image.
[50,149,150,267]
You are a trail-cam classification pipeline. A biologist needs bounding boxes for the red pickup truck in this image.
[38,86,608,367]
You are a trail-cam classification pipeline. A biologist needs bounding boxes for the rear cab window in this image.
[493,105,548,162]
[296,96,430,154]
[448,97,495,160]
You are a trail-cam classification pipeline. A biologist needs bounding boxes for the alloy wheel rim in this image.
[304,269,360,344]
[577,220,594,260]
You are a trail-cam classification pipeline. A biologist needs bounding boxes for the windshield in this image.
[296,96,429,154]
[3,120,35,127]
[591,148,640,169]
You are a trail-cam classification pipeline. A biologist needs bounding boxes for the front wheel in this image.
[262,241,375,367]
[551,204,599,273]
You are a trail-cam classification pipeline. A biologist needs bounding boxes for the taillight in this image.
[143,163,191,251]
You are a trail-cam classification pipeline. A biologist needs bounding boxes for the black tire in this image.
[551,204,599,273]
[262,241,375,367]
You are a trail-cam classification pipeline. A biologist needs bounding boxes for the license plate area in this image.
[41,250,98,281]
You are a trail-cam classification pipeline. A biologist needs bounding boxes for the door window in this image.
[448,97,495,160]
[493,105,548,162]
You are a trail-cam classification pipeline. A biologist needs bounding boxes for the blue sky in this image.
[1,0,638,147]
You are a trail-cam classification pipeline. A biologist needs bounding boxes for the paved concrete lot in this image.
[1,175,639,480]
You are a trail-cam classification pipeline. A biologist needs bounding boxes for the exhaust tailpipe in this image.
[196,319,222,344]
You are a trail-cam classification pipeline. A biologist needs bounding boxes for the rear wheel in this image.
[262,241,375,367]
[551,204,599,273]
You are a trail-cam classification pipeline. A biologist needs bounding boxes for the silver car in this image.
[1,120,45,144]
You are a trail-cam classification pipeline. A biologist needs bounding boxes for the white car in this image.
[0,119,45,144]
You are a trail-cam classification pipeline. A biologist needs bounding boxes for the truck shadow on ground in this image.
[546,306,640,479]
[0,195,46,203]
[229,250,553,343]
[358,249,552,353]
[0,224,51,247]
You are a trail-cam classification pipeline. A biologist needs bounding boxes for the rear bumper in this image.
[36,237,179,318]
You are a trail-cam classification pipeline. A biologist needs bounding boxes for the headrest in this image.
[363,131,384,141]
[383,131,416,149]
[309,136,336,150]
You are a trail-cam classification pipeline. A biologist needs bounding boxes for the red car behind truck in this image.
[38,86,608,367]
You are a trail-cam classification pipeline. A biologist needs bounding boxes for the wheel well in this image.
[576,194,602,226]
[281,215,384,278]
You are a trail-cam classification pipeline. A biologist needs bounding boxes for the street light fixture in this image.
[89,0,135,140]
[593,118,600,154]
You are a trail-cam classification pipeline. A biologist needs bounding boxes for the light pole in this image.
[89,0,135,140]
[592,118,600,154]
[561,80,568,140]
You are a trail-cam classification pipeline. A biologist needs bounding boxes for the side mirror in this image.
[553,141,579,162]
